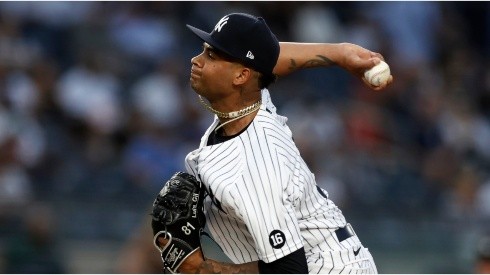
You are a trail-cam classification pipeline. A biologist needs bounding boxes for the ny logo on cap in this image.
[214,16,229,32]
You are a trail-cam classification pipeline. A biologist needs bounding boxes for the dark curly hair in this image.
[258,73,277,89]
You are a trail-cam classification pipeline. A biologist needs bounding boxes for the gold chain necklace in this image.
[198,95,261,119]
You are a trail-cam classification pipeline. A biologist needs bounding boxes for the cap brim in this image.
[186,25,212,43]
[186,24,235,59]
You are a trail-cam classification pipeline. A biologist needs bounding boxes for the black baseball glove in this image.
[151,171,207,273]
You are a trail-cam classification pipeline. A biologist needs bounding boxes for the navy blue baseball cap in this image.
[186,13,280,77]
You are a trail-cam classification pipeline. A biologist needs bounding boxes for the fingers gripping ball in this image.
[151,171,207,273]
[364,60,391,87]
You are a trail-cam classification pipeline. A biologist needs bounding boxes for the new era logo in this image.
[246,51,254,59]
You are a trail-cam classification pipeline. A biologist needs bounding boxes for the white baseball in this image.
[364,60,390,87]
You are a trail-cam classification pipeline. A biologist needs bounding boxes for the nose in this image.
[191,52,202,67]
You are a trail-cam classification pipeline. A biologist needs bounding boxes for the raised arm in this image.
[274,42,393,91]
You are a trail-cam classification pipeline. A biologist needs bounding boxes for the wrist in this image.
[333,43,352,67]
[178,249,205,273]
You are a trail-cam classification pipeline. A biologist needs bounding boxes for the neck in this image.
[198,95,261,136]
[198,95,261,119]
[216,108,259,136]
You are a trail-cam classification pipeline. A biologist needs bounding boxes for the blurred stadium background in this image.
[0,1,489,273]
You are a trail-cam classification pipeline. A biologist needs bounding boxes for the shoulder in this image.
[252,110,294,145]
[237,111,299,165]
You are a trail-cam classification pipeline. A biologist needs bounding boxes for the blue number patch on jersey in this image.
[269,230,286,249]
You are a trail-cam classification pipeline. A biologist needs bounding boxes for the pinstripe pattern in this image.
[185,89,377,273]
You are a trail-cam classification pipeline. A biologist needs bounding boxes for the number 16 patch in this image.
[269,230,286,249]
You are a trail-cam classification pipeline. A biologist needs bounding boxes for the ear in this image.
[232,67,252,85]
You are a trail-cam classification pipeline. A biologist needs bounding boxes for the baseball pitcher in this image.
[151,12,392,274]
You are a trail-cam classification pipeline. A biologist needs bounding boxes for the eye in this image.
[207,50,215,59]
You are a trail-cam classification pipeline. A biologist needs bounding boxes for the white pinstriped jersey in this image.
[185,89,377,273]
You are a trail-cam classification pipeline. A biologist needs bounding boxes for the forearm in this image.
[178,249,259,274]
[192,259,258,274]
[274,42,344,76]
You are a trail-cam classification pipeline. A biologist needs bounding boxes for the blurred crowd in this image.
[0,1,489,273]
